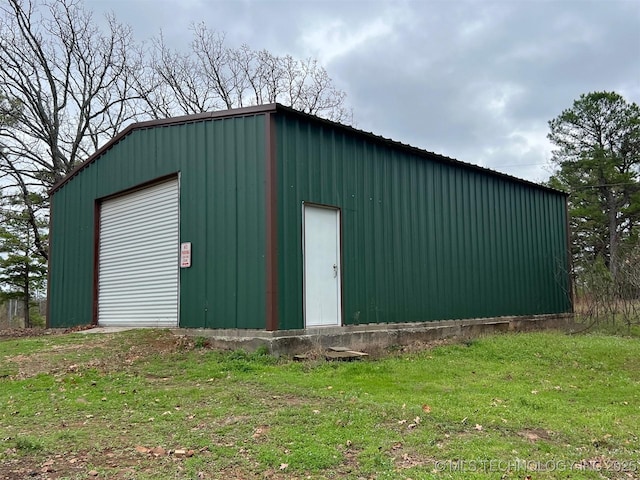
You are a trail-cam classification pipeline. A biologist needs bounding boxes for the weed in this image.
[14,436,43,452]
[254,344,270,356]
[193,336,210,348]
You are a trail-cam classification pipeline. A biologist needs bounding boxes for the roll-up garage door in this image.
[98,179,179,327]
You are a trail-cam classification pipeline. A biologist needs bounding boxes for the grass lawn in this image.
[1,329,639,479]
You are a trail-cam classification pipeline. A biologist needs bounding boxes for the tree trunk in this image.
[608,191,619,281]
[23,261,31,328]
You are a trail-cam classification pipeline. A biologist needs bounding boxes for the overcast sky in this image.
[85,0,640,184]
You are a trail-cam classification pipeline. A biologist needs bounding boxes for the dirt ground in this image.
[0,328,214,479]
[0,325,95,338]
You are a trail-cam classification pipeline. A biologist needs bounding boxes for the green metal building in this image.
[48,104,572,330]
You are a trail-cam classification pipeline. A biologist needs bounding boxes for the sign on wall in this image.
[180,242,192,268]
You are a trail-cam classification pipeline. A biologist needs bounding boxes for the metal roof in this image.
[50,103,565,196]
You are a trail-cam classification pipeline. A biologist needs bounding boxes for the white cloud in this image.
[301,18,392,64]
[299,5,412,65]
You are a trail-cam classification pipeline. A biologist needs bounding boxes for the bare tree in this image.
[138,23,351,123]
[0,1,351,275]
[0,0,146,274]
[0,0,144,187]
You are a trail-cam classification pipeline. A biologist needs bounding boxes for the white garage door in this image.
[98,179,179,327]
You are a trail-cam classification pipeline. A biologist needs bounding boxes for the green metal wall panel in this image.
[48,182,95,327]
[49,115,267,329]
[276,114,571,330]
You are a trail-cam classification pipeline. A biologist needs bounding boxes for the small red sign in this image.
[180,242,191,268]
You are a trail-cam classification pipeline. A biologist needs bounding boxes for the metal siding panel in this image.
[48,168,97,327]
[497,181,510,312]
[468,173,482,316]
[276,113,571,329]
[512,185,525,315]
[432,163,445,320]
[49,115,266,329]
[426,161,439,319]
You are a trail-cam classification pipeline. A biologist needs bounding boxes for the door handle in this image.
[333,264,338,278]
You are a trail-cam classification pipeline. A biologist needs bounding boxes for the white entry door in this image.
[304,205,342,327]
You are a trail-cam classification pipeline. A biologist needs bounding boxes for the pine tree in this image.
[548,91,640,280]
[0,194,48,327]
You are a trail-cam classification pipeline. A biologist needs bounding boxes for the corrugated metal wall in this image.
[49,115,267,329]
[276,114,571,330]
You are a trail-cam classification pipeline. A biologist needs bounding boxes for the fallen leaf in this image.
[531,390,538,395]
[475,424,483,431]
[422,404,431,413]
[151,446,166,456]
[135,446,150,454]
[312,409,320,414]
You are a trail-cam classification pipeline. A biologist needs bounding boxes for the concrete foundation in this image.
[173,313,575,356]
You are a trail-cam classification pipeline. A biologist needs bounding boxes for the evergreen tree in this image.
[548,91,640,280]
[0,194,48,327]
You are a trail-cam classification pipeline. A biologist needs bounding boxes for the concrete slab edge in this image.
[172,313,575,356]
